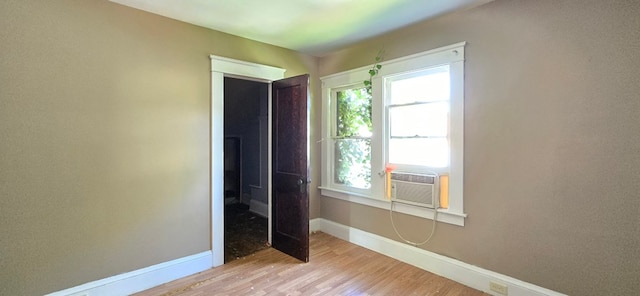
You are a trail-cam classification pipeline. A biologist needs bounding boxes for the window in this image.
[387,66,451,171]
[320,42,467,226]
[333,87,372,191]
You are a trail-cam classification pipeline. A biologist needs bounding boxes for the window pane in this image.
[390,66,449,105]
[390,102,448,137]
[334,139,371,189]
[336,88,372,137]
[389,138,448,167]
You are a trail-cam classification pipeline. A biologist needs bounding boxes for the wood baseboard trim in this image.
[45,251,213,296]
[310,218,565,296]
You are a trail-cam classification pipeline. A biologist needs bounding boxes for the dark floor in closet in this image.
[224,203,269,263]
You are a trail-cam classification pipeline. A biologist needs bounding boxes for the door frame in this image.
[210,55,285,266]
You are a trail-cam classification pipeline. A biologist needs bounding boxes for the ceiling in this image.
[110,0,489,56]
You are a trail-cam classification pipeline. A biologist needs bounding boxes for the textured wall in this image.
[318,0,640,295]
[0,1,317,295]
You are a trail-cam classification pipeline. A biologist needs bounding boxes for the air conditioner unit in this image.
[390,172,438,208]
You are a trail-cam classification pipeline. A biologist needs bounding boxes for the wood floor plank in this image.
[134,232,488,296]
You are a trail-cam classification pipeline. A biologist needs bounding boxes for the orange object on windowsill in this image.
[439,174,449,208]
[385,164,396,200]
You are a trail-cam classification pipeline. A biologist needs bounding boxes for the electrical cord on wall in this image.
[386,169,441,246]
[389,201,439,246]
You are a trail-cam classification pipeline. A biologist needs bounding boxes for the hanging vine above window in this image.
[364,50,384,94]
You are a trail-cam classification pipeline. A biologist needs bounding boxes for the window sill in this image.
[319,187,466,227]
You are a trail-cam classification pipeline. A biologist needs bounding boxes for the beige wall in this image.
[3,0,638,295]
[0,1,318,295]
[318,0,640,295]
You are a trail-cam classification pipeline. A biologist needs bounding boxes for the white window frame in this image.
[327,85,374,196]
[320,42,467,226]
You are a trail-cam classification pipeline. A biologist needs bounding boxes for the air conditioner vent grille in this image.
[390,172,437,208]
[391,173,435,184]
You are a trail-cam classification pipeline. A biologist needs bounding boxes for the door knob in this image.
[297,178,306,193]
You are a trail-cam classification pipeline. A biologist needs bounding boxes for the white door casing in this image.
[210,55,285,266]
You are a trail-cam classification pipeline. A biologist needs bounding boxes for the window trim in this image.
[320,42,467,226]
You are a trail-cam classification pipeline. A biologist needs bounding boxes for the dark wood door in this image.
[272,74,310,262]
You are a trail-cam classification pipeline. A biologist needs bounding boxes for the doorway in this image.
[223,77,269,262]
[210,55,288,267]
[211,63,310,265]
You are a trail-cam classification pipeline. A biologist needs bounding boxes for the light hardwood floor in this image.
[134,232,488,295]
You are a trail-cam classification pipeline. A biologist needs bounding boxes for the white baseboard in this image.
[310,218,565,296]
[249,199,268,217]
[46,251,213,296]
[47,218,563,296]
[309,218,321,233]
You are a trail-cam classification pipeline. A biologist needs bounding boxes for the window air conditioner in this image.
[390,172,438,208]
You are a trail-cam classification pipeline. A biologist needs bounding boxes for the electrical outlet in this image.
[489,281,508,295]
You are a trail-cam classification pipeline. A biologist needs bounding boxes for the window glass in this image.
[388,138,449,167]
[334,87,372,189]
[388,66,450,169]
[390,66,449,105]
[336,88,372,137]
[334,139,371,189]
[389,102,448,138]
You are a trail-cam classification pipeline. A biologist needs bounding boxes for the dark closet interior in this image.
[223,77,269,263]
[224,137,241,202]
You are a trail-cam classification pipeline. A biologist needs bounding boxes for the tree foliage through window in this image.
[334,88,372,189]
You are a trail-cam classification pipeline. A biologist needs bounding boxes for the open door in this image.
[271,74,310,262]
